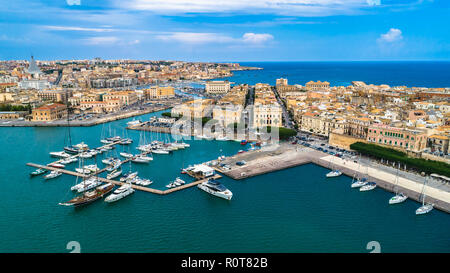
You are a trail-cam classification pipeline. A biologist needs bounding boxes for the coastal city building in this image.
[205,81,231,94]
[31,103,67,121]
[145,86,175,99]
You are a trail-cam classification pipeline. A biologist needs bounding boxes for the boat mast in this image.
[66,90,72,147]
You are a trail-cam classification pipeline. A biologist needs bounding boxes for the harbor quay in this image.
[0,106,169,127]
[212,143,450,213]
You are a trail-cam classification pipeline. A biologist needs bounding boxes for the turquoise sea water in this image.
[0,110,449,253]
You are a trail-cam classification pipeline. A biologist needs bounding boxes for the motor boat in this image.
[75,167,91,174]
[360,182,377,192]
[44,170,61,180]
[30,168,48,176]
[48,162,65,168]
[175,177,185,185]
[326,170,342,178]
[197,179,233,200]
[127,119,141,127]
[105,184,135,203]
[120,152,134,158]
[50,151,71,158]
[152,149,169,154]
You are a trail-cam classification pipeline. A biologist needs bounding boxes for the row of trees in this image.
[350,142,450,177]
[0,104,32,113]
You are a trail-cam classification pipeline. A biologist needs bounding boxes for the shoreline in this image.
[213,144,450,213]
[0,106,169,127]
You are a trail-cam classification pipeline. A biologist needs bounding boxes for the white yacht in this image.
[360,182,377,192]
[389,193,408,205]
[175,177,185,185]
[132,155,151,163]
[197,179,233,200]
[351,178,368,188]
[107,169,122,180]
[416,204,434,215]
[416,177,434,215]
[79,152,93,159]
[75,167,91,174]
[120,171,138,182]
[388,163,408,205]
[152,149,170,154]
[85,164,100,173]
[44,171,61,180]
[50,151,71,158]
[326,170,342,178]
[70,177,97,191]
[120,152,134,158]
[105,183,135,203]
[77,179,102,193]
[127,119,141,127]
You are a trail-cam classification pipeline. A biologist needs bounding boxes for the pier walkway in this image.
[26,163,221,195]
[214,144,450,213]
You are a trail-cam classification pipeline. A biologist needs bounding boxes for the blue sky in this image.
[0,0,449,61]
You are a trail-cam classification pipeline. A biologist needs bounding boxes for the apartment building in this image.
[31,103,67,121]
[37,89,72,103]
[367,123,427,152]
[145,86,175,99]
[205,81,231,94]
[103,91,138,106]
[171,99,214,119]
[305,80,330,91]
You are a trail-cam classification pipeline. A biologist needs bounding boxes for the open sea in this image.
[1,62,449,253]
[221,61,450,88]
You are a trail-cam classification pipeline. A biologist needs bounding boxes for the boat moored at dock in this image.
[105,183,134,203]
[44,170,61,180]
[59,183,114,207]
[360,182,377,192]
[197,178,232,200]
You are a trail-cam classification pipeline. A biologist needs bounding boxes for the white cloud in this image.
[366,0,381,6]
[242,33,274,44]
[43,26,114,32]
[156,32,235,44]
[83,36,119,45]
[66,0,81,6]
[121,0,373,16]
[378,28,403,43]
[156,32,274,45]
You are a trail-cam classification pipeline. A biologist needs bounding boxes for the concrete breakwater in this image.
[214,145,450,213]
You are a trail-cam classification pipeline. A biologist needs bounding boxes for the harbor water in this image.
[0,110,449,252]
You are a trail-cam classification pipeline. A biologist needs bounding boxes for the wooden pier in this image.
[26,163,221,195]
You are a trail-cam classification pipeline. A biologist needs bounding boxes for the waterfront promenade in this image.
[0,106,169,127]
[214,144,450,213]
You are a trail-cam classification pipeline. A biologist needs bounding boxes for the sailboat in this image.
[389,163,408,205]
[326,156,342,178]
[63,102,87,155]
[59,157,114,207]
[351,155,368,188]
[415,177,434,215]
